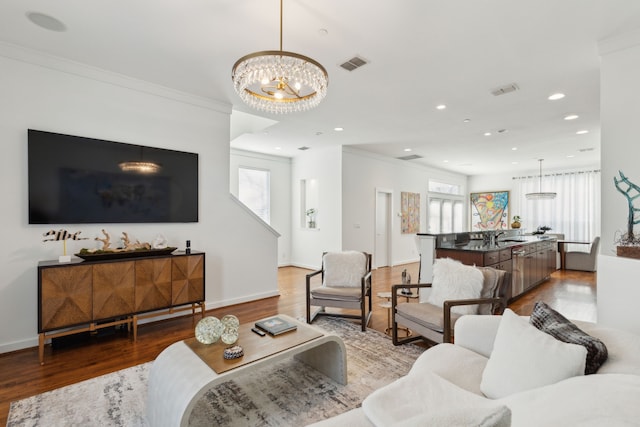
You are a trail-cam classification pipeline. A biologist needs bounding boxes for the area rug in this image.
[8,317,426,426]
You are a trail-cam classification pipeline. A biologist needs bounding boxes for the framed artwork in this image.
[401,192,420,234]
[470,191,509,231]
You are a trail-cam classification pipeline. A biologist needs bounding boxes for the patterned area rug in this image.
[8,317,426,426]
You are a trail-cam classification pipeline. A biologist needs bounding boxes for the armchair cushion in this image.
[530,301,608,374]
[322,251,367,288]
[310,286,362,301]
[427,258,484,315]
[476,267,505,315]
[396,301,463,333]
[480,309,586,399]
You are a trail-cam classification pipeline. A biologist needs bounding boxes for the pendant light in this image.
[526,159,556,200]
[231,0,329,114]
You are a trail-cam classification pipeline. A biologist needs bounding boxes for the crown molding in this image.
[0,41,232,114]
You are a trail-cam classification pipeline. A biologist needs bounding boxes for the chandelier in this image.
[231,0,328,114]
[526,159,556,200]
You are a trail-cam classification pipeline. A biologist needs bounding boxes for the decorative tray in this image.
[75,247,177,261]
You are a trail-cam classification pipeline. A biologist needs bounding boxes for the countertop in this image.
[436,235,557,253]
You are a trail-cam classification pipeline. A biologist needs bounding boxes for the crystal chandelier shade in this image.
[526,159,556,200]
[231,0,328,114]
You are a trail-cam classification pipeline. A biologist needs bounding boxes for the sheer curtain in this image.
[512,169,601,242]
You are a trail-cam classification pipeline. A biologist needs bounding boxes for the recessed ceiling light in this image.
[443,160,449,163]
[512,161,519,165]
[463,118,471,123]
[576,130,589,135]
[567,155,575,158]
[484,132,492,136]
[334,127,344,132]
[404,148,412,152]
[26,12,67,32]
[512,147,518,151]
[564,114,579,120]
[436,104,446,110]
[275,146,282,150]
[548,93,565,101]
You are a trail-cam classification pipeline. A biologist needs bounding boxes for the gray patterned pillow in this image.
[530,301,608,375]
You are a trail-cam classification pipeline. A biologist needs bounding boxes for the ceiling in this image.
[3,1,640,176]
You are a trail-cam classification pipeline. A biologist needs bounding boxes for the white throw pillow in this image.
[427,258,484,315]
[480,309,587,399]
[322,251,366,288]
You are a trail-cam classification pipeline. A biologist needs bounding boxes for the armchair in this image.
[565,236,600,272]
[306,251,372,331]
[392,262,507,345]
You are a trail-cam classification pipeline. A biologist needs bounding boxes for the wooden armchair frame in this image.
[306,252,372,331]
[391,275,507,345]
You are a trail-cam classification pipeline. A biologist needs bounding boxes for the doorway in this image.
[375,189,392,268]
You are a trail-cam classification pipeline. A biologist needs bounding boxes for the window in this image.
[428,180,462,195]
[428,179,464,233]
[238,167,270,223]
[428,197,464,233]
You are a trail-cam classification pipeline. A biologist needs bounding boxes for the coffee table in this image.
[146,314,347,427]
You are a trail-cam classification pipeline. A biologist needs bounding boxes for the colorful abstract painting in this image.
[401,192,420,234]
[470,191,509,231]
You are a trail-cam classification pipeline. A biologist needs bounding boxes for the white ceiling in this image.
[3,0,640,176]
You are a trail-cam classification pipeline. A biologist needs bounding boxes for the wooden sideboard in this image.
[37,251,205,364]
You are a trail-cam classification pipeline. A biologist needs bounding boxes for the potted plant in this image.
[532,225,551,235]
[306,208,317,228]
[511,215,521,229]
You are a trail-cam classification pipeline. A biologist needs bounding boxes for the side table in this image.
[377,291,416,337]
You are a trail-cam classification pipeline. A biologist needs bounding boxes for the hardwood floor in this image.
[0,263,596,424]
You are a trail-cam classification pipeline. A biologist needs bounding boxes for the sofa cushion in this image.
[409,343,488,396]
[530,301,608,374]
[499,373,640,426]
[480,309,587,399]
[363,370,511,427]
[322,251,366,287]
[427,258,484,315]
[396,301,463,333]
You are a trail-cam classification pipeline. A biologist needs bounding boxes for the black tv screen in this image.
[28,129,198,224]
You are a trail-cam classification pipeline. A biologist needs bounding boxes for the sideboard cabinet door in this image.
[171,254,205,306]
[93,261,135,320]
[40,265,93,331]
[135,258,172,312]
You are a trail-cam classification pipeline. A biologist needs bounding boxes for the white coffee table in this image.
[146,314,347,427]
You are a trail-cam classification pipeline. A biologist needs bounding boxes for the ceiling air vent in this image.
[298,146,310,151]
[340,56,368,72]
[396,154,423,161]
[491,83,519,96]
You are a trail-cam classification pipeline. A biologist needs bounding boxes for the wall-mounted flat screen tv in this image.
[28,129,198,224]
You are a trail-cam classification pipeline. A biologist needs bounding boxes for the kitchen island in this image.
[419,232,557,301]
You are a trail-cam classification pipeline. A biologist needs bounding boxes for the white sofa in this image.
[308,313,640,426]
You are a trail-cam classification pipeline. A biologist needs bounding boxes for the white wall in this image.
[0,44,279,353]
[342,147,467,267]
[597,29,640,333]
[290,146,343,269]
[230,148,291,266]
